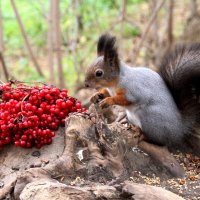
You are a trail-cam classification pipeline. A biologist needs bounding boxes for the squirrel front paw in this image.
[99,97,113,109]
[90,92,105,104]
[99,99,110,109]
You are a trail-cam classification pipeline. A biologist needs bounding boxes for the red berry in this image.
[61,102,67,109]
[59,112,65,118]
[32,95,37,101]
[14,141,20,146]
[13,93,20,100]
[54,108,60,114]
[46,105,50,111]
[31,105,37,112]
[50,122,57,130]
[0,82,84,149]
[75,102,81,109]
[4,111,9,118]
[40,102,47,109]
[26,142,32,148]
[47,138,52,145]
[60,91,68,98]
[21,135,28,141]
[47,116,52,122]
[25,103,32,110]
[61,119,65,126]
[5,137,10,143]
[50,108,55,113]
[51,131,55,137]
[37,108,43,115]
[56,99,63,106]
[15,134,20,139]
[38,129,42,135]
[45,94,52,100]
[70,107,76,112]
[1,125,7,131]
[8,123,14,129]
[20,140,26,147]
[18,123,23,129]
[62,89,68,93]
[23,121,28,128]
[66,100,73,107]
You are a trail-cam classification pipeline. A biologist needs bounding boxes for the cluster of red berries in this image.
[0,82,85,148]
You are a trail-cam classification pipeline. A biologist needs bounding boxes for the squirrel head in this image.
[85,33,120,89]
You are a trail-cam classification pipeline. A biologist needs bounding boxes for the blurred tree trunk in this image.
[144,0,159,66]
[147,0,174,67]
[181,0,200,43]
[190,0,198,18]
[153,0,174,66]
[71,0,80,85]
[165,0,174,53]
[150,0,159,47]
[10,0,44,77]
[52,0,65,88]
[0,6,4,53]
[120,0,126,37]
[117,0,127,50]
[48,0,55,85]
[0,5,9,81]
[132,0,165,64]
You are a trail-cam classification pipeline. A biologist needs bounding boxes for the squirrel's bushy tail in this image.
[160,44,200,155]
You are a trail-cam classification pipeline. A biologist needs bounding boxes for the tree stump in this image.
[0,106,187,199]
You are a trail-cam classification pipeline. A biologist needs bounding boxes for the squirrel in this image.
[85,33,200,155]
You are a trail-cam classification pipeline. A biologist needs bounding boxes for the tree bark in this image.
[52,0,65,88]
[120,0,127,37]
[10,0,44,77]
[71,0,81,84]
[0,6,9,81]
[0,53,9,81]
[0,5,4,53]
[190,0,198,18]
[47,0,55,84]
[166,0,174,52]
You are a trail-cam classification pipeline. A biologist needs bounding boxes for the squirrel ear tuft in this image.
[103,35,119,71]
[97,33,119,70]
[97,33,111,56]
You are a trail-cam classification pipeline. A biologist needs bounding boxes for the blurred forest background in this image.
[0,0,200,94]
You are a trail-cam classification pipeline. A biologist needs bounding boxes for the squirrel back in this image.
[160,44,200,153]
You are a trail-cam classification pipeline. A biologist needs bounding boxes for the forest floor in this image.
[132,152,200,200]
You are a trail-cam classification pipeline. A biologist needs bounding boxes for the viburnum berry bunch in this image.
[0,81,86,149]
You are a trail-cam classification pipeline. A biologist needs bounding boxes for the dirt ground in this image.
[130,152,200,200]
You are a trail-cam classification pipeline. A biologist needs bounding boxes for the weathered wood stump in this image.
[19,180,184,200]
[0,106,186,199]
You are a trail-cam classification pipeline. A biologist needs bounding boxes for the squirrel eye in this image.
[95,69,104,77]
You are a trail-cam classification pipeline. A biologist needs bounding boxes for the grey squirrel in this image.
[85,33,200,155]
